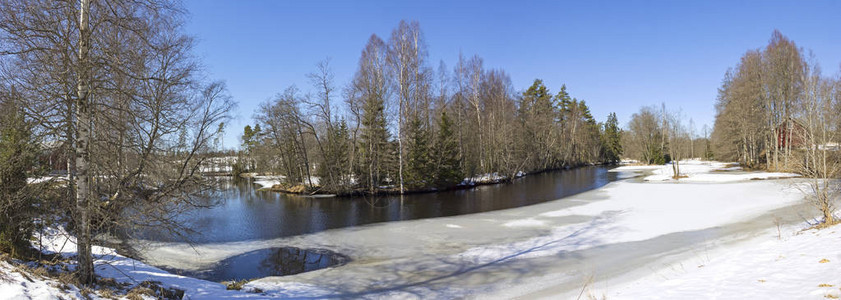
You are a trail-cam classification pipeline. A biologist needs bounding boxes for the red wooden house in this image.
[776,118,807,148]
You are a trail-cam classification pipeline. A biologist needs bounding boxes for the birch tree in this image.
[0,0,233,284]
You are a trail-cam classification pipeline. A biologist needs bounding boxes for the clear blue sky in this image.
[182,0,841,149]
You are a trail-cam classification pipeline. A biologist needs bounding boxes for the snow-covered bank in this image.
[612,160,800,182]
[0,227,259,299]
[251,175,284,189]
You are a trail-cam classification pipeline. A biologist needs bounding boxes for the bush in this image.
[0,99,42,258]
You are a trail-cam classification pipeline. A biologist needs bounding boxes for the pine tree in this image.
[602,112,623,163]
[555,84,573,118]
[433,111,462,188]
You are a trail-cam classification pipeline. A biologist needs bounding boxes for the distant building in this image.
[818,142,841,151]
[776,118,807,149]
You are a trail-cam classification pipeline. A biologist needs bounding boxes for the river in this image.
[137,166,618,281]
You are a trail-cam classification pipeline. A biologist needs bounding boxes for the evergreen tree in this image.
[0,98,42,258]
[241,125,255,151]
[236,124,260,174]
[555,84,573,119]
[602,112,623,163]
[319,118,351,192]
[519,79,557,169]
[358,86,391,193]
[433,111,463,188]
[405,116,432,188]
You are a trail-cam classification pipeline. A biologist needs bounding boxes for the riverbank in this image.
[248,164,606,197]
[2,160,832,299]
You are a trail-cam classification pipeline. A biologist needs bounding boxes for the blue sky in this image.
[182,0,841,149]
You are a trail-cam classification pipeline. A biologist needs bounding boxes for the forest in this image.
[239,20,623,195]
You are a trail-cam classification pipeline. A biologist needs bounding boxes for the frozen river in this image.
[134,162,811,298]
[141,166,617,244]
[137,166,617,281]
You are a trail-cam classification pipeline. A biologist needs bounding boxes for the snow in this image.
[251,175,323,189]
[0,227,262,299]
[605,224,841,299]
[251,175,284,189]
[26,176,62,185]
[3,160,834,299]
[612,160,800,182]
[0,260,85,300]
[462,171,526,185]
[503,218,547,227]
[132,160,829,299]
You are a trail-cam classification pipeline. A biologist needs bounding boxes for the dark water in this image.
[144,166,616,244]
[181,247,350,282]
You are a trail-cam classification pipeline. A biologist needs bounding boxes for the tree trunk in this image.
[74,0,94,285]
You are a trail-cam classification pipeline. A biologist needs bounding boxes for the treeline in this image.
[241,20,622,195]
[711,30,840,172]
[622,103,712,177]
[711,30,840,224]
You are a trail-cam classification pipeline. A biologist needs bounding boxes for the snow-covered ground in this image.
[2,160,835,299]
[251,175,321,189]
[251,175,284,189]
[462,171,526,185]
[612,159,800,182]
[0,227,250,300]
[604,223,841,299]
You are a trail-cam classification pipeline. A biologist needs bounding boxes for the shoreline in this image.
[249,162,616,198]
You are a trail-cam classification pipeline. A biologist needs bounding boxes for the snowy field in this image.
[1,160,837,299]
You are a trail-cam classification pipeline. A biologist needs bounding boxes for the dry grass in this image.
[819,283,834,287]
[79,287,94,300]
[126,286,156,300]
[97,288,116,299]
[57,271,76,290]
[288,185,307,193]
[819,258,830,263]
[269,183,309,194]
[225,279,249,290]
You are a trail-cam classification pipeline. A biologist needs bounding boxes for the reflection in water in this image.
[184,247,350,282]
[139,166,617,243]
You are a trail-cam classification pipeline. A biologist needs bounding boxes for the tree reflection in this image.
[257,247,350,277]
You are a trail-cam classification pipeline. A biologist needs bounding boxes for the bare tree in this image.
[624,106,664,164]
[0,0,233,284]
[795,62,839,225]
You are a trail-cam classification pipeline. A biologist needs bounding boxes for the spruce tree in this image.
[323,119,350,191]
[358,90,390,193]
[433,111,463,189]
[405,116,432,189]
